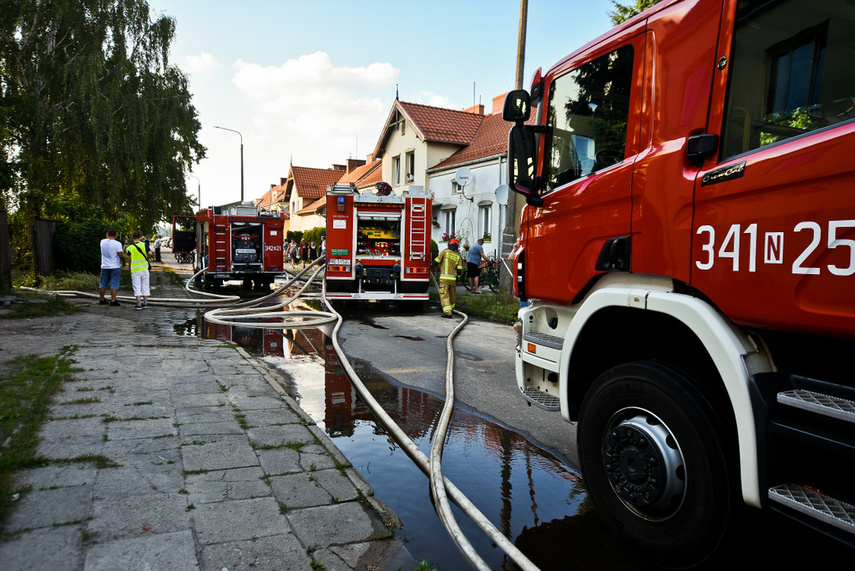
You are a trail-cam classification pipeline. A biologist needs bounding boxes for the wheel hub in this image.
[603,412,686,519]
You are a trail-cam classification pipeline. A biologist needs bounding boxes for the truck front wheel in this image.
[578,361,731,568]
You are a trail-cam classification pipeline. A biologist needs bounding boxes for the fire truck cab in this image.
[505,0,855,566]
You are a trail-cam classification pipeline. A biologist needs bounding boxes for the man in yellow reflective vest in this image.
[433,238,462,318]
[124,231,151,310]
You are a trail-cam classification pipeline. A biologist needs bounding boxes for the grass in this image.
[40,271,100,292]
[0,289,81,320]
[0,346,78,529]
[430,288,520,324]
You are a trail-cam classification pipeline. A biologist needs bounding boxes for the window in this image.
[443,210,456,237]
[721,0,854,158]
[406,152,415,183]
[393,156,401,186]
[479,205,491,239]
[452,181,463,194]
[542,45,634,193]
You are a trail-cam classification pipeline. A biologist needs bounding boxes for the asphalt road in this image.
[334,303,582,469]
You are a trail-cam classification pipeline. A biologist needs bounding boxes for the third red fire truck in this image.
[324,182,431,302]
[172,202,286,289]
[504,0,854,566]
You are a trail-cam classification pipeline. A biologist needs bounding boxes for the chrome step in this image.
[769,484,855,535]
[777,389,855,424]
[523,332,563,350]
[521,388,560,411]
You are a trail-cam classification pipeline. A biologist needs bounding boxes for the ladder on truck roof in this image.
[408,199,427,260]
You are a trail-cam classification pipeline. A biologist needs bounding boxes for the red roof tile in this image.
[291,166,344,199]
[373,100,486,158]
[398,101,484,145]
[297,196,326,215]
[338,160,382,185]
[429,112,512,171]
[255,181,288,208]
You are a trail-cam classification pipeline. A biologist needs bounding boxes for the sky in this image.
[145,0,618,210]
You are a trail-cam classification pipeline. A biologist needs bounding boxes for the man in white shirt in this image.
[99,229,126,306]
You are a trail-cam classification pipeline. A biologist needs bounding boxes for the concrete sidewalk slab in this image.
[0,267,415,571]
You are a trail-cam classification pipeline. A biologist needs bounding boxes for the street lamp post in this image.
[213,125,244,202]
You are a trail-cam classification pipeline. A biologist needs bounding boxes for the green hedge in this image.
[54,219,112,273]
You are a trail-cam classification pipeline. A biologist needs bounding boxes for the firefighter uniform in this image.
[434,242,462,318]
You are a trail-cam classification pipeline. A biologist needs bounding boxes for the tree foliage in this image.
[609,0,663,25]
[0,0,205,235]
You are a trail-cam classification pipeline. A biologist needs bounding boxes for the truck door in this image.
[523,32,643,305]
[693,0,855,338]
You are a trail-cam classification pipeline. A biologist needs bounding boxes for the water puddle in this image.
[173,315,656,570]
[173,314,849,569]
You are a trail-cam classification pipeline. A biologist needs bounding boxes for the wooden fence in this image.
[0,209,11,289]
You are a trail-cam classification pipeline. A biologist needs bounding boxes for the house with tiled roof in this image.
[255,178,289,215]
[426,94,514,257]
[281,164,345,232]
[337,157,383,192]
[372,100,485,195]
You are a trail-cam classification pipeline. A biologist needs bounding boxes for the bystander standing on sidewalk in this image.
[99,229,125,306]
[466,238,489,294]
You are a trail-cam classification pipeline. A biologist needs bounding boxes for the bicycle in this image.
[478,258,500,292]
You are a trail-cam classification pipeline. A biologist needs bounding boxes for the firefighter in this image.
[433,238,462,318]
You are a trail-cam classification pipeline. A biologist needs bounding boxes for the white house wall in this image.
[428,158,506,258]
[382,127,461,195]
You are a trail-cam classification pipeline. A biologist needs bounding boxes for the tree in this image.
[0,0,205,235]
[609,0,663,25]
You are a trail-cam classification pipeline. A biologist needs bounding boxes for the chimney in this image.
[346,158,366,173]
[463,103,485,115]
[492,93,509,115]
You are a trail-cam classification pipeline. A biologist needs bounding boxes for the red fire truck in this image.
[325,182,431,302]
[172,203,286,289]
[504,0,854,566]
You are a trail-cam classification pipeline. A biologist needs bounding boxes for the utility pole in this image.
[501,0,527,297]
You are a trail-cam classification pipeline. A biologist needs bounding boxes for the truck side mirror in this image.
[508,125,543,207]
[503,90,531,122]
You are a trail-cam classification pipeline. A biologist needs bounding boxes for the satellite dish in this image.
[495,185,509,206]
[454,167,472,187]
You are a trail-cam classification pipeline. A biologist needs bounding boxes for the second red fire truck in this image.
[324,182,431,302]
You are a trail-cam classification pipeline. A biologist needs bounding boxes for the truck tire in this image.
[578,361,731,568]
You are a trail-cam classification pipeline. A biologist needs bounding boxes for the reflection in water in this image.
[173,316,657,570]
